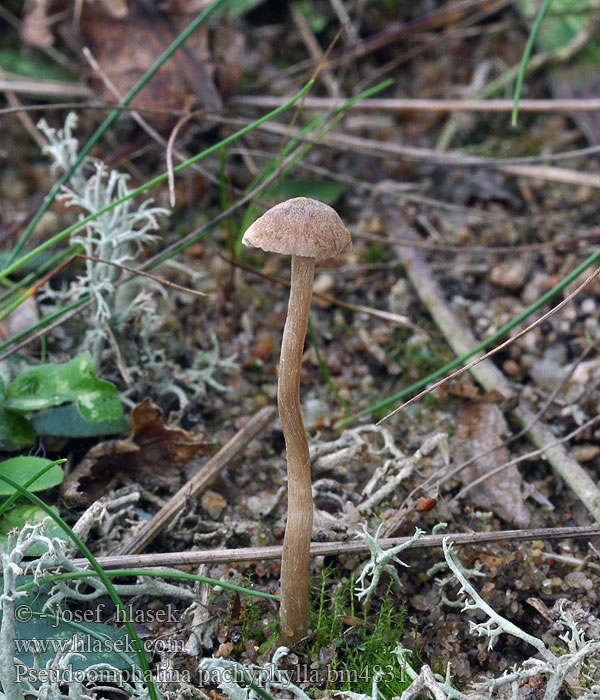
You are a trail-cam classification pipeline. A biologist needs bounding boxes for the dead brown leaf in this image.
[21,0,55,48]
[78,0,222,119]
[213,17,245,96]
[453,402,531,528]
[61,397,214,505]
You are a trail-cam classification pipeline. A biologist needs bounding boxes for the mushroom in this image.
[242,197,352,641]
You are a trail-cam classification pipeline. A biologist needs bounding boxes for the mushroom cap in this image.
[242,197,352,259]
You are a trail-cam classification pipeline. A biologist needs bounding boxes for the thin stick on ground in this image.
[290,2,339,96]
[230,95,600,114]
[248,119,600,188]
[29,254,208,300]
[0,67,47,149]
[9,96,600,118]
[117,405,276,555]
[0,137,314,362]
[398,340,598,516]
[72,524,600,569]
[378,256,600,422]
[218,252,418,329]
[381,204,600,532]
[82,47,220,196]
[454,413,600,502]
[166,109,196,206]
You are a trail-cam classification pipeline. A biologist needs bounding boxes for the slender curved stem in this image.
[278,254,315,641]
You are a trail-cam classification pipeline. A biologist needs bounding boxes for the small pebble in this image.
[36,211,60,237]
[584,317,600,337]
[313,272,335,296]
[201,490,227,519]
[215,642,233,658]
[503,359,520,377]
[245,640,260,663]
[471,301,490,319]
[490,257,532,290]
[530,359,566,391]
[544,344,567,365]
[0,171,26,200]
[326,354,341,374]
[580,297,596,315]
[260,383,277,399]
[572,444,600,463]
[521,271,552,306]
[389,278,412,315]
[565,571,591,590]
[303,398,329,426]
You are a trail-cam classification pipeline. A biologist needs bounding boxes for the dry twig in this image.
[400,341,598,515]
[117,405,276,555]
[72,525,600,569]
[381,204,600,532]
[220,252,418,330]
[230,95,600,114]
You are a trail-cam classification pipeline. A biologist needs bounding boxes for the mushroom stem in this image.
[278,254,315,640]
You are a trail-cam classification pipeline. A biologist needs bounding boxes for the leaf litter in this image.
[4,0,600,696]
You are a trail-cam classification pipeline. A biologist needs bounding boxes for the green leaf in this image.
[0,250,56,275]
[513,0,600,132]
[31,404,129,438]
[0,409,36,449]
[278,179,347,205]
[2,577,139,679]
[14,616,139,676]
[5,352,123,422]
[515,0,598,54]
[0,457,64,495]
[0,50,76,82]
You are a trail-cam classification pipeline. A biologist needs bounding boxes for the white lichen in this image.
[442,538,600,700]
[38,113,168,366]
[354,523,423,602]
[199,646,310,700]
[0,517,201,700]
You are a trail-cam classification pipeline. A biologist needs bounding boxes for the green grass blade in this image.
[0,459,66,518]
[231,669,277,700]
[235,78,394,255]
[0,79,389,349]
[512,0,554,125]
[0,80,314,285]
[0,470,159,700]
[0,297,89,356]
[0,244,82,307]
[338,245,600,426]
[19,569,279,600]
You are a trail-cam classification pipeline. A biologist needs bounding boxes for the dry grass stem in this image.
[381,204,600,529]
[72,525,600,569]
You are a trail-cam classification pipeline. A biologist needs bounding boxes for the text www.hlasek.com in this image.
[14,634,183,655]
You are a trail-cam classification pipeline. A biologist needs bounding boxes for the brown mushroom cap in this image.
[242,197,352,259]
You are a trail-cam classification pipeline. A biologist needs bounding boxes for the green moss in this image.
[232,567,414,694]
[365,244,394,263]
[235,595,280,652]
[383,327,452,381]
[310,571,412,696]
